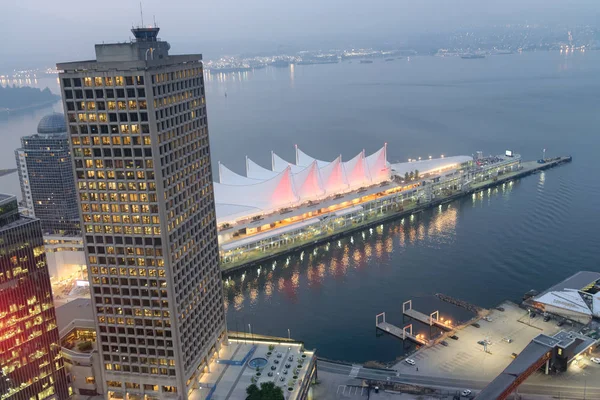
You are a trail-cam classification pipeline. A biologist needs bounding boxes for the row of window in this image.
[69,113,149,124]
[63,76,145,88]
[67,100,148,111]
[64,87,145,100]
[86,236,161,247]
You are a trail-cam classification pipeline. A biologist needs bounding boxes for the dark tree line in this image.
[0,85,58,109]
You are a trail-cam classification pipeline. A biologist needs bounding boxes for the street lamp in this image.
[287,328,291,340]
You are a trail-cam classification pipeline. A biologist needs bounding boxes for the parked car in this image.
[502,337,513,343]
[556,320,565,327]
[405,359,416,366]
[483,316,492,322]
[530,312,536,318]
[461,389,472,397]
[450,335,459,340]
[477,340,485,346]
[543,315,551,322]
[590,357,600,364]
[496,307,505,312]
[471,323,481,328]
[511,352,519,359]
[440,341,449,347]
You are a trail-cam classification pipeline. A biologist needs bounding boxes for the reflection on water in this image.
[223,203,458,311]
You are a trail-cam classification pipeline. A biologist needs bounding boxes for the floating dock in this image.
[402,300,453,331]
[375,312,428,345]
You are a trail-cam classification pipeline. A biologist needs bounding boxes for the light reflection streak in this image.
[225,204,460,309]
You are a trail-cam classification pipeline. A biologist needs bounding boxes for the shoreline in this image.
[0,99,59,116]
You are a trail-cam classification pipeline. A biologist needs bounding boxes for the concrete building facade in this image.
[57,26,227,399]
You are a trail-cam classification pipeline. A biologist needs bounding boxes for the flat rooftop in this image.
[0,193,15,202]
[536,271,600,298]
[193,339,315,400]
[55,298,94,334]
[392,301,565,381]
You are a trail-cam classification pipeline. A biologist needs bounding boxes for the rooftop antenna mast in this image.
[140,2,144,26]
[153,15,157,28]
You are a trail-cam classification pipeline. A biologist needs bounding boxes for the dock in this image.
[221,155,572,274]
[402,300,453,330]
[376,313,428,345]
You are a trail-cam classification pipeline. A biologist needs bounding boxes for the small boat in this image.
[360,60,373,64]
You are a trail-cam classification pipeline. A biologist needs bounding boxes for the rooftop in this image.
[536,271,600,298]
[55,298,94,335]
[37,113,66,134]
[194,339,315,400]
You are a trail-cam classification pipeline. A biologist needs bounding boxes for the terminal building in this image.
[531,271,600,324]
[215,147,522,268]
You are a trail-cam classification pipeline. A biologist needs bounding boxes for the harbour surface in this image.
[0,51,599,363]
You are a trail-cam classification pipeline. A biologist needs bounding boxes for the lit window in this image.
[115,76,124,86]
[131,124,140,134]
[88,113,97,122]
[105,77,113,86]
[128,100,137,109]
[84,77,93,87]
[94,77,103,86]
[120,124,130,134]
[85,377,95,384]
[99,113,107,122]
[107,101,116,110]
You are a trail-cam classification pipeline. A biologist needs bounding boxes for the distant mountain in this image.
[0,85,59,113]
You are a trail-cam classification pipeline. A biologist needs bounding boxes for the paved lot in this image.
[393,301,565,381]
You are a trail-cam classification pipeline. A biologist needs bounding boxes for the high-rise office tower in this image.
[0,194,70,400]
[15,113,80,235]
[57,26,227,399]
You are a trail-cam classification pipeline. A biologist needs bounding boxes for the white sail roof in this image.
[215,145,391,223]
[218,162,263,185]
[365,145,391,183]
[319,156,349,194]
[292,161,325,202]
[214,167,298,217]
[272,152,305,173]
[246,157,279,180]
[295,146,331,168]
[343,150,372,189]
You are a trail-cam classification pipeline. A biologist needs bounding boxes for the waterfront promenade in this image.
[221,156,571,274]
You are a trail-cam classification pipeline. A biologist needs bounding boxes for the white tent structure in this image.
[214,145,391,223]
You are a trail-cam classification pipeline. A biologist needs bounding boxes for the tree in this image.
[246,382,284,400]
[404,172,409,181]
[409,171,414,180]
[414,169,419,180]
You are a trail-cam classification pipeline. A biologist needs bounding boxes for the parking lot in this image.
[393,301,566,381]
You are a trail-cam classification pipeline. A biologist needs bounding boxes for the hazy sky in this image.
[1,0,598,65]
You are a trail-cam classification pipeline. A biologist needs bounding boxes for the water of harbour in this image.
[0,51,599,363]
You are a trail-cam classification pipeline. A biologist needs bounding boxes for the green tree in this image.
[404,172,409,181]
[409,171,414,180]
[246,382,284,400]
[414,169,419,180]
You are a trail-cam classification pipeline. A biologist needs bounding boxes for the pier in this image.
[375,313,428,345]
[402,300,453,330]
[221,155,572,274]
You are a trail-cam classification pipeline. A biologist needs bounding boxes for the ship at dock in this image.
[461,53,486,59]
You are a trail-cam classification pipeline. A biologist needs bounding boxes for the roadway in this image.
[318,359,600,399]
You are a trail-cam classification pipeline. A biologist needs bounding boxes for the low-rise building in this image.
[55,298,104,397]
